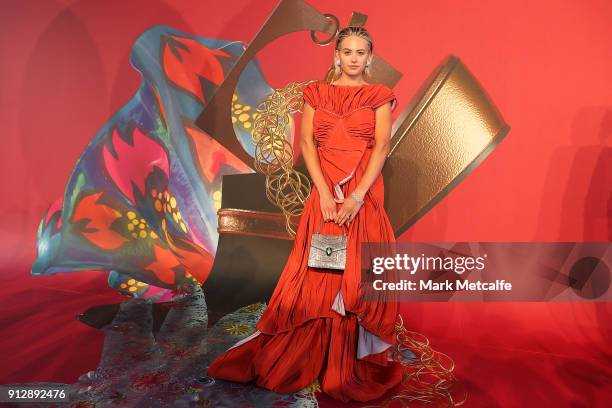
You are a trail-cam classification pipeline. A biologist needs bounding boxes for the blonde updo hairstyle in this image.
[324,26,374,83]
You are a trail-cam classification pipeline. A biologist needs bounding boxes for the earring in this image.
[334,58,341,80]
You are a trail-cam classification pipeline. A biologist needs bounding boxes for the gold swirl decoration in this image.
[250,80,317,237]
[363,314,467,408]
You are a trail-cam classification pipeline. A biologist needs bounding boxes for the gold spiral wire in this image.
[251,81,317,237]
[363,314,468,408]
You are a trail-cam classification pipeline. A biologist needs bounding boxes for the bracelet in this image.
[350,191,364,205]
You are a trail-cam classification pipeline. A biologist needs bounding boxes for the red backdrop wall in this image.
[1,1,610,406]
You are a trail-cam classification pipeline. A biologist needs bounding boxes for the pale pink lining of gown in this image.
[334,168,355,200]
[331,289,394,361]
[226,290,393,362]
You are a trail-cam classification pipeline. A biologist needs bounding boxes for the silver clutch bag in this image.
[308,219,348,271]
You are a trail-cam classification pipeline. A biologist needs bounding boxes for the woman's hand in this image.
[319,190,339,222]
[334,194,363,227]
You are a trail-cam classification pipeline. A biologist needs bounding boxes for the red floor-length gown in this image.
[207,80,404,403]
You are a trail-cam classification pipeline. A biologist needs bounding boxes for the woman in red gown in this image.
[207,26,404,403]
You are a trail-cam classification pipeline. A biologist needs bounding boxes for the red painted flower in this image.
[71,192,128,250]
[103,127,169,204]
[163,34,231,104]
[144,244,181,285]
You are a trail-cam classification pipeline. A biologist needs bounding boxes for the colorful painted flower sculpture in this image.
[32,26,286,301]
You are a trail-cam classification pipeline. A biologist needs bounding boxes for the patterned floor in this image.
[2,282,320,407]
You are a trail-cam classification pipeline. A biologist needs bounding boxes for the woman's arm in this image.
[352,102,392,199]
[335,102,392,226]
[300,102,329,196]
[300,102,340,221]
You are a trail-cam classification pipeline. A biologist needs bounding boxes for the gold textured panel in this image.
[218,208,296,240]
[384,55,510,236]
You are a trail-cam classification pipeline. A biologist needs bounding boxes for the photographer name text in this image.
[372,279,512,291]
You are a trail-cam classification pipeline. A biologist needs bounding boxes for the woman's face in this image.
[335,35,371,78]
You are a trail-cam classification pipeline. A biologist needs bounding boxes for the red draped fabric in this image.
[207,80,403,403]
